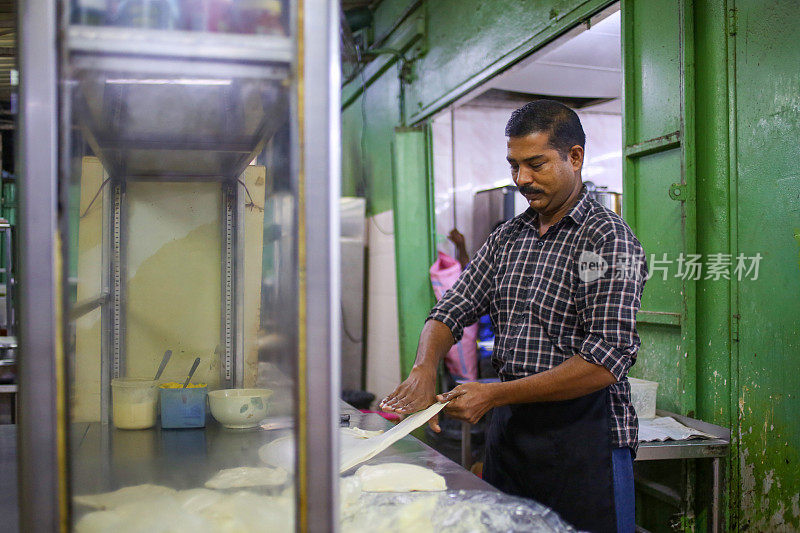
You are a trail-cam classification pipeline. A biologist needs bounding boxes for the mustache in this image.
[518,185,545,195]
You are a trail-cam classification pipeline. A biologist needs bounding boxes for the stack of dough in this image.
[74,485,294,533]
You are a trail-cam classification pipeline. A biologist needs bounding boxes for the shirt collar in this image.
[564,184,590,225]
[521,184,590,230]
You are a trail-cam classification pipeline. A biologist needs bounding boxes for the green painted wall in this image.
[342,66,401,214]
[694,0,735,530]
[732,1,800,529]
[342,0,800,529]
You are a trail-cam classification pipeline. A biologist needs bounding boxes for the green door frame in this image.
[391,125,437,378]
[621,0,698,416]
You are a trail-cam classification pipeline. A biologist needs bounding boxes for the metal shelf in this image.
[66,25,292,181]
[68,60,289,179]
[68,25,293,65]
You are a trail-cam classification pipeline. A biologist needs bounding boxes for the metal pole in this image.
[17,0,62,527]
[712,457,721,533]
[461,421,472,470]
[3,225,13,335]
[300,0,341,530]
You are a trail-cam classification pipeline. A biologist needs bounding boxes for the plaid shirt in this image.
[429,188,648,449]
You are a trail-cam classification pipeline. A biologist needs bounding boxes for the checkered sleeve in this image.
[427,230,499,342]
[575,228,647,381]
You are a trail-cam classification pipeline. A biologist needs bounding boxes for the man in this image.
[381,100,647,533]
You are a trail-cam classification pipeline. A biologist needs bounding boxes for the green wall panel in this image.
[625,0,681,142]
[733,0,800,528]
[622,0,696,419]
[633,150,685,312]
[405,0,614,123]
[391,127,436,378]
[342,67,402,215]
[633,323,683,414]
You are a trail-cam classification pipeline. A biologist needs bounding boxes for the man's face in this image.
[506,132,584,216]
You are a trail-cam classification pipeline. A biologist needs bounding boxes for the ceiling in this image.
[486,10,621,106]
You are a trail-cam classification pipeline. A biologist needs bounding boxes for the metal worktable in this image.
[68,403,493,500]
[2,402,493,531]
[635,410,730,533]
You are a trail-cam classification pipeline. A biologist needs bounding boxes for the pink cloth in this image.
[429,252,479,380]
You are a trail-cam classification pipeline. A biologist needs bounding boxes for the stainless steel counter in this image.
[70,403,493,497]
[2,402,493,530]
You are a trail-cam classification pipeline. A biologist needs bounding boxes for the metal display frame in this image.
[17,0,61,528]
[16,1,341,531]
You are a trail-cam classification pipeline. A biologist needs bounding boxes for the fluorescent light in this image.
[105,78,232,86]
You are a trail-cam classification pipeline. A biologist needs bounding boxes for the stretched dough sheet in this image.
[340,402,448,473]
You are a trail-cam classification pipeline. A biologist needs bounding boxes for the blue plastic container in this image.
[159,385,207,429]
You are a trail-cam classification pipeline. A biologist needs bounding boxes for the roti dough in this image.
[205,466,288,489]
[355,463,446,492]
[74,484,177,509]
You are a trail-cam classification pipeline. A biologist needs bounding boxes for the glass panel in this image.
[61,4,299,528]
[70,0,289,36]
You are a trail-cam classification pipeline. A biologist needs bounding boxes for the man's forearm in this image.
[412,319,456,374]
[489,355,616,407]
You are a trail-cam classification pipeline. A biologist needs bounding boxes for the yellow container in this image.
[111,378,159,430]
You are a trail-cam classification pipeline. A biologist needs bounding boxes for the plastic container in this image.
[629,377,659,420]
[159,383,208,429]
[111,378,159,430]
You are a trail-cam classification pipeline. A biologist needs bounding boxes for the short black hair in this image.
[505,99,586,158]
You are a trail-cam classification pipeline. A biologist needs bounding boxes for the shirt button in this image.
[537,241,544,247]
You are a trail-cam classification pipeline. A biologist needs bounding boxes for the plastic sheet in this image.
[341,490,581,533]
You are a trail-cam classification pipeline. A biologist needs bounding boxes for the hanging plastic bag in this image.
[429,252,478,381]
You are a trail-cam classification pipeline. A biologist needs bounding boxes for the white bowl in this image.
[208,388,274,428]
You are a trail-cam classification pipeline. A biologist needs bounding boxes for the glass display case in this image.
[16,0,340,529]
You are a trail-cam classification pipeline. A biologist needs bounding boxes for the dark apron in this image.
[483,388,617,533]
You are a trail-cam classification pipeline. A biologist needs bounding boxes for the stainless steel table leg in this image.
[712,457,721,533]
[461,421,472,469]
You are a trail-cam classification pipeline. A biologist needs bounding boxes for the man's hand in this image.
[380,366,442,431]
[437,382,498,425]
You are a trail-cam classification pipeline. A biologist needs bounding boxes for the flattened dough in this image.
[175,488,224,513]
[75,496,214,533]
[204,466,288,489]
[74,484,177,509]
[355,463,446,492]
[76,491,292,533]
[341,427,384,439]
[258,436,295,472]
[201,491,294,533]
[340,402,448,473]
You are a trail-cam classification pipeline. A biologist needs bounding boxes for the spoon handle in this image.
[183,357,201,388]
[154,350,172,381]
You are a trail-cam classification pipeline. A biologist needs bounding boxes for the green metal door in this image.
[391,126,437,379]
[622,0,696,417]
[732,0,800,529]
